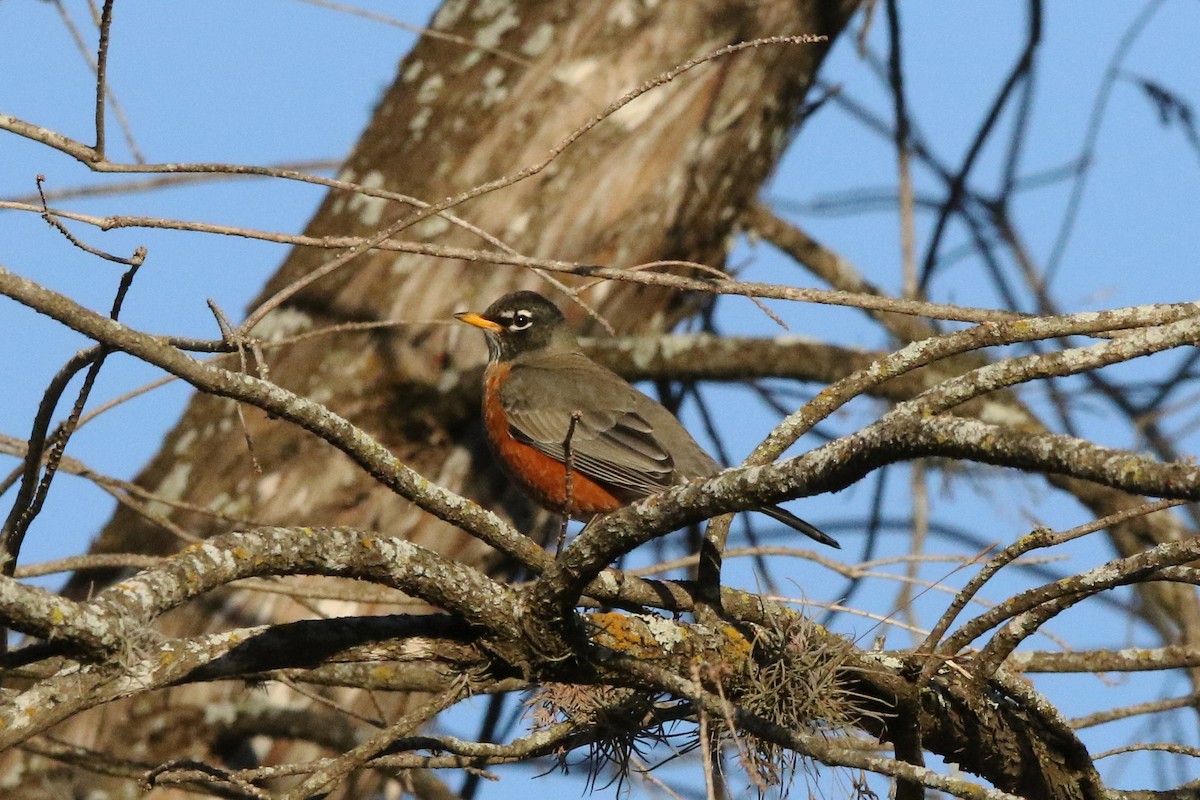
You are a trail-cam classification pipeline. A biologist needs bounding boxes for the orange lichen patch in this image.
[591,611,660,656]
[719,622,753,663]
[589,611,753,678]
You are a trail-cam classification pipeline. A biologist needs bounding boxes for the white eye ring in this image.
[510,310,533,330]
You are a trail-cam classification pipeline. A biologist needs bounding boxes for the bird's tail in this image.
[758,505,840,549]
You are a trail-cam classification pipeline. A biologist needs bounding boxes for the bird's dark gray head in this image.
[454,291,576,361]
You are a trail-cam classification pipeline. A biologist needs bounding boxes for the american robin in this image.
[454,291,839,549]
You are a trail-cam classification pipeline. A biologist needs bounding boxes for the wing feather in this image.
[499,354,679,497]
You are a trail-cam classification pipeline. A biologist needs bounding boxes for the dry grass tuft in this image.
[737,613,862,796]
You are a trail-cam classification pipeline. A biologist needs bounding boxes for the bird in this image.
[454,291,839,548]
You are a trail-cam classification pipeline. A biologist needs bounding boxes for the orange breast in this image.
[483,363,623,517]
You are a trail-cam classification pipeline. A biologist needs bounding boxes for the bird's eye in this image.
[510,310,533,331]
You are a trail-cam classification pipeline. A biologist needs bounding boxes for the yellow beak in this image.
[454,311,504,333]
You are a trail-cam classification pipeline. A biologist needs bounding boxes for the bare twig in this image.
[207,299,263,474]
[919,499,1183,681]
[0,196,1126,324]
[280,685,467,799]
[93,0,115,157]
[1,254,144,585]
[35,176,145,265]
[558,411,583,557]
[292,0,533,68]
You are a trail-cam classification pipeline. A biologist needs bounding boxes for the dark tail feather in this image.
[758,505,840,549]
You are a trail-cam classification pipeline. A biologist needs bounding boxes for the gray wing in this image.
[499,355,688,497]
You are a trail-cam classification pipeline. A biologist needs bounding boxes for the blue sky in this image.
[2,1,1199,795]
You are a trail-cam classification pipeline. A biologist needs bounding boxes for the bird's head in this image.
[454,290,576,361]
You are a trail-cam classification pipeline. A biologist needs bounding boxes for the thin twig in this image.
[280,685,467,800]
[292,0,533,68]
[5,159,338,205]
[1,349,101,575]
[1044,0,1165,284]
[207,299,263,474]
[94,0,115,157]
[35,176,145,265]
[558,411,583,557]
[919,498,1182,681]
[3,257,144,567]
[145,759,272,799]
[0,197,1072,324]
